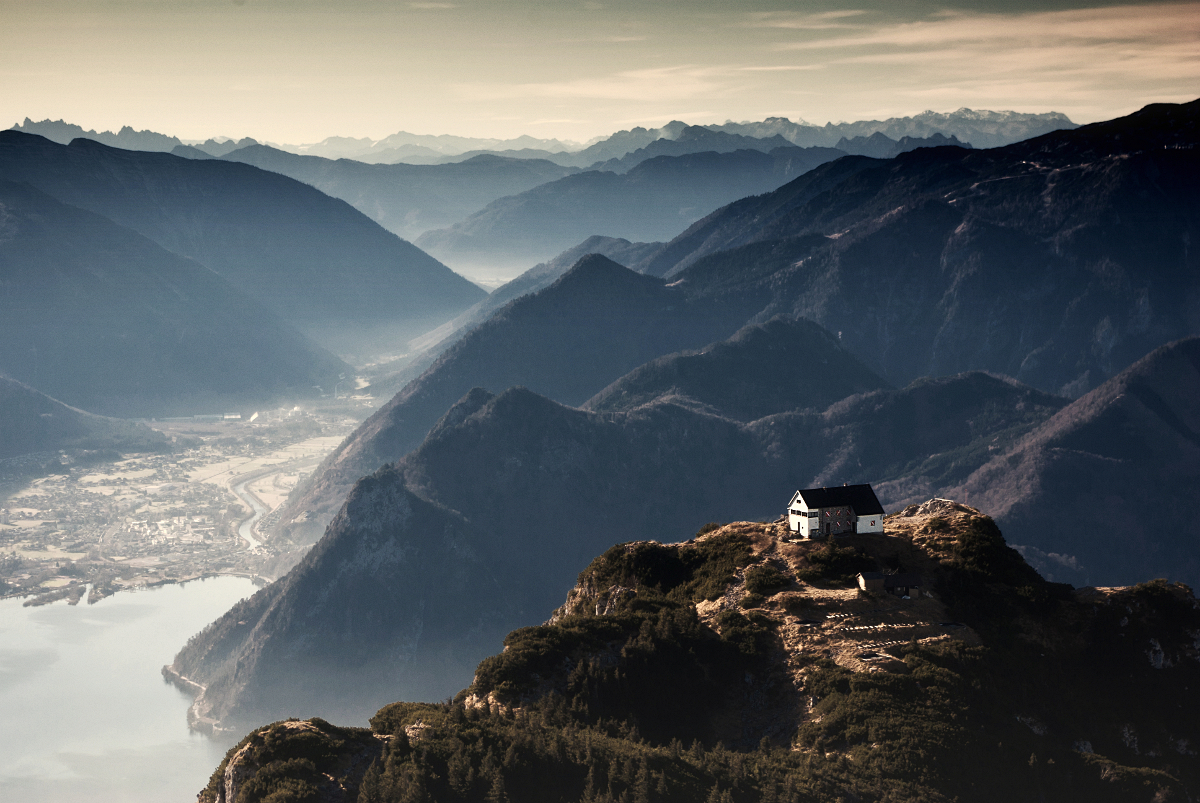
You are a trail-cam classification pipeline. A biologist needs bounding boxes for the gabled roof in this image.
[795,484,885,516]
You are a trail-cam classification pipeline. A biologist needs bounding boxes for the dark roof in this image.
[795,484,884,516]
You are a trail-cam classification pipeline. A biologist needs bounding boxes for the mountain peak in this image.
[547,253,660,293]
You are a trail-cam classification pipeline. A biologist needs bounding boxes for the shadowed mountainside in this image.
[415,146,846,272]
[635,99,1200,397]
[0,131,485,355]
[0,376,169,460]
[0,180,347,416]
[368,236,666,400]
[216,145,578,240]
[584,316,889,421]
[273,255,757,546]
[952,337,1200,588]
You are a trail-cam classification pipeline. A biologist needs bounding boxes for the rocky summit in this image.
[199,502,1199,803]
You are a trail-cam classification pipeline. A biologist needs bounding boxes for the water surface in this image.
[0,576,258,802]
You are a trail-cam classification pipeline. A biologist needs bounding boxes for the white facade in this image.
[857,515,883,534]
[787,491,817,537]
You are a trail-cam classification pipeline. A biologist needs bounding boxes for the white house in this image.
[787,484,885,538]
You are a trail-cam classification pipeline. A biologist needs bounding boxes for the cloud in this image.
[735,65,825,72]
[742,9,868,31]
[760,2,1200,110]
[778,3,1200,66]
[458,65,743,103]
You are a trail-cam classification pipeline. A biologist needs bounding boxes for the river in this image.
[0,576,259,802]
[231,477,266,549]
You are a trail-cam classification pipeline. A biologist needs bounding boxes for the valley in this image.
[0,404,365,603]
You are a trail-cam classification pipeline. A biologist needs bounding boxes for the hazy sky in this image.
[3,0,1197,144]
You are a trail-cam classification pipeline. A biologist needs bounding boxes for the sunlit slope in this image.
[202,508,1198,803]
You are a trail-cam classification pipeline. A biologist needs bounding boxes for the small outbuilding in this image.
[857,572,922,597]
[786,483,885,538]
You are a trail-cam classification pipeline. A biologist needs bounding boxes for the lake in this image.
[0,576,259,802]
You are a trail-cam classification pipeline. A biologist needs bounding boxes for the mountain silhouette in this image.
[0,131,485,355]
[0,180,347,416]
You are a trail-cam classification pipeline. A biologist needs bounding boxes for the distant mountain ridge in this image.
[711,107,1077,149]
[10,117,183,151]
[0,131,485,355]
[638,98,1200,397]
[210,144,579,241]
[415,145,847,271]
[834,131,971,158]
[584,125,796,173]
[14,107,1073,167]
[0,376,169,460]
[0,180,348,416]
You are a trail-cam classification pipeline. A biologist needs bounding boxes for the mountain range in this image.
[176,310,1077,729]
[273,255,757,547]
[12,107,1075,165]
[273,98,1198,551]
[0,180,348,416]
[414,146,847,272]
[637,99,1200,398]
[152,99,1200,740]
[208,145,579,241]
[0,131,485,357]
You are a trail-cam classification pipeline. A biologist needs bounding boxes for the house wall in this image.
[856,515,883,533]
[788,505,815,536]
[858,575,885,593]
[819,506,854,537]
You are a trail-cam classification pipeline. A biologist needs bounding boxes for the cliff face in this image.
[201,504,1200,803]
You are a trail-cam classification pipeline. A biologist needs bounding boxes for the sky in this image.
[2,0,1198,145]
